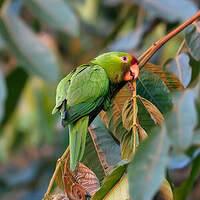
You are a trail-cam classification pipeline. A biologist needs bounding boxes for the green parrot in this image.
[52,52,139,170]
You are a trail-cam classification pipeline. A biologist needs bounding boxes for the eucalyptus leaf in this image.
[137,99,156,132]
[109,27,145,51]
[137,68,172,114]
[165,53,192,88]
[24,0,79,36]
[144,63,184,91]
[132,0,198,22]
[128,126,170,200]
[0,1,59,82]
[174,151,200,200]
[92,161,128,200]
[1,68,28,128]
[185,22,200,61]
[0,70,6,122]
[138,95,164,125]
[166,89,197,151]
[104,175,129,200]
[82,117,121,181]
[189,55,200,83]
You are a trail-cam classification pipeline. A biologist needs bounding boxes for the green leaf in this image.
[185,22,200,61]
[34,88,54,143]
[174,151,200,200]
[144,63,184,91]
[110,27,145,51]
[24,0,79,36]
[128,126,170,200]
[92,161,128,200]
[137,99,156,132]
[138,95,164,125]
[133,0,198,22]
[137,68,172,114]
[82,117,121,181]
[192,129,200,146]
[103,175,130,200]
[166,89,197,151]
[189,55,200,83]
[195,84,200,129]
[1,68,28,128]
[0,1,59,82]
[0,70,6,122]
[165,53,192,88]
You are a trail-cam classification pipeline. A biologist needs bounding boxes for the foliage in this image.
[0,0,199,200]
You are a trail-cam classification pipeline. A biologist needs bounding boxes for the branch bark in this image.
[138,11,200,68]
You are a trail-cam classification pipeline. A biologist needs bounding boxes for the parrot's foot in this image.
[128,81,135,91]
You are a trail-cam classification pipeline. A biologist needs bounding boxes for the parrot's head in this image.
[91,52,139,84]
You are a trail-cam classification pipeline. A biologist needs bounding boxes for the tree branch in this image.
[138,11,200,68]
[43,146,70,199]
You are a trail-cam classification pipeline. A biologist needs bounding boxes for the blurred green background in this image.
[0,0,199,199]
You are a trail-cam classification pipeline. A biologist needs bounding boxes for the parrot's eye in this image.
[120,56,129,63]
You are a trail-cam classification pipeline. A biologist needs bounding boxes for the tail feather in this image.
[69,116,89,170]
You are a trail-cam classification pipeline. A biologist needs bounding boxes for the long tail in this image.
[68,116,89,171]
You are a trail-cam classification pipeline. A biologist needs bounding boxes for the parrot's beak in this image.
[124,64,140,81]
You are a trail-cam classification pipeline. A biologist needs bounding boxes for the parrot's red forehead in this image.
[128,53,138,65]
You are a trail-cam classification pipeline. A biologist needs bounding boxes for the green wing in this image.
[65,64,109,123]
[52,71,73,114]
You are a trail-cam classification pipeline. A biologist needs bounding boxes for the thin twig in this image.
[43,146,70,199]
[132,80,137,154]
[138,11,200,68]
[176,39,185,56]
[135,7,146,29]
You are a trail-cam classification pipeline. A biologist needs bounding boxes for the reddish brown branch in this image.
[138,11,200,68]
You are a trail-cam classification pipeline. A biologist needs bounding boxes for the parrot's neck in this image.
[109,81,126,98]
[90,60,124,85]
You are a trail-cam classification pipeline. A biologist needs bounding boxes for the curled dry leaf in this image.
[121,132,133,161]
[103,175,130,200]
[56,158,66,190]
[138,125,148,142]
[99,86,132,140]
[138,95,164,125]
[144,63,184,91]
[51,193,69,200]
[63,156,100,200]
[122,98,138,131]
[121,125,148,161]
[154,179,173,200]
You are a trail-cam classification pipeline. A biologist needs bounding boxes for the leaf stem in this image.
[176,39,185,56]
[132,80,137,153]
[138,11,200,68]
[43,146,70,199]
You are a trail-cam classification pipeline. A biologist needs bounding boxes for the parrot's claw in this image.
[128,81,135,91]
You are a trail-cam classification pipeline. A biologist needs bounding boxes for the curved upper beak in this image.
[124,64,140,81]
